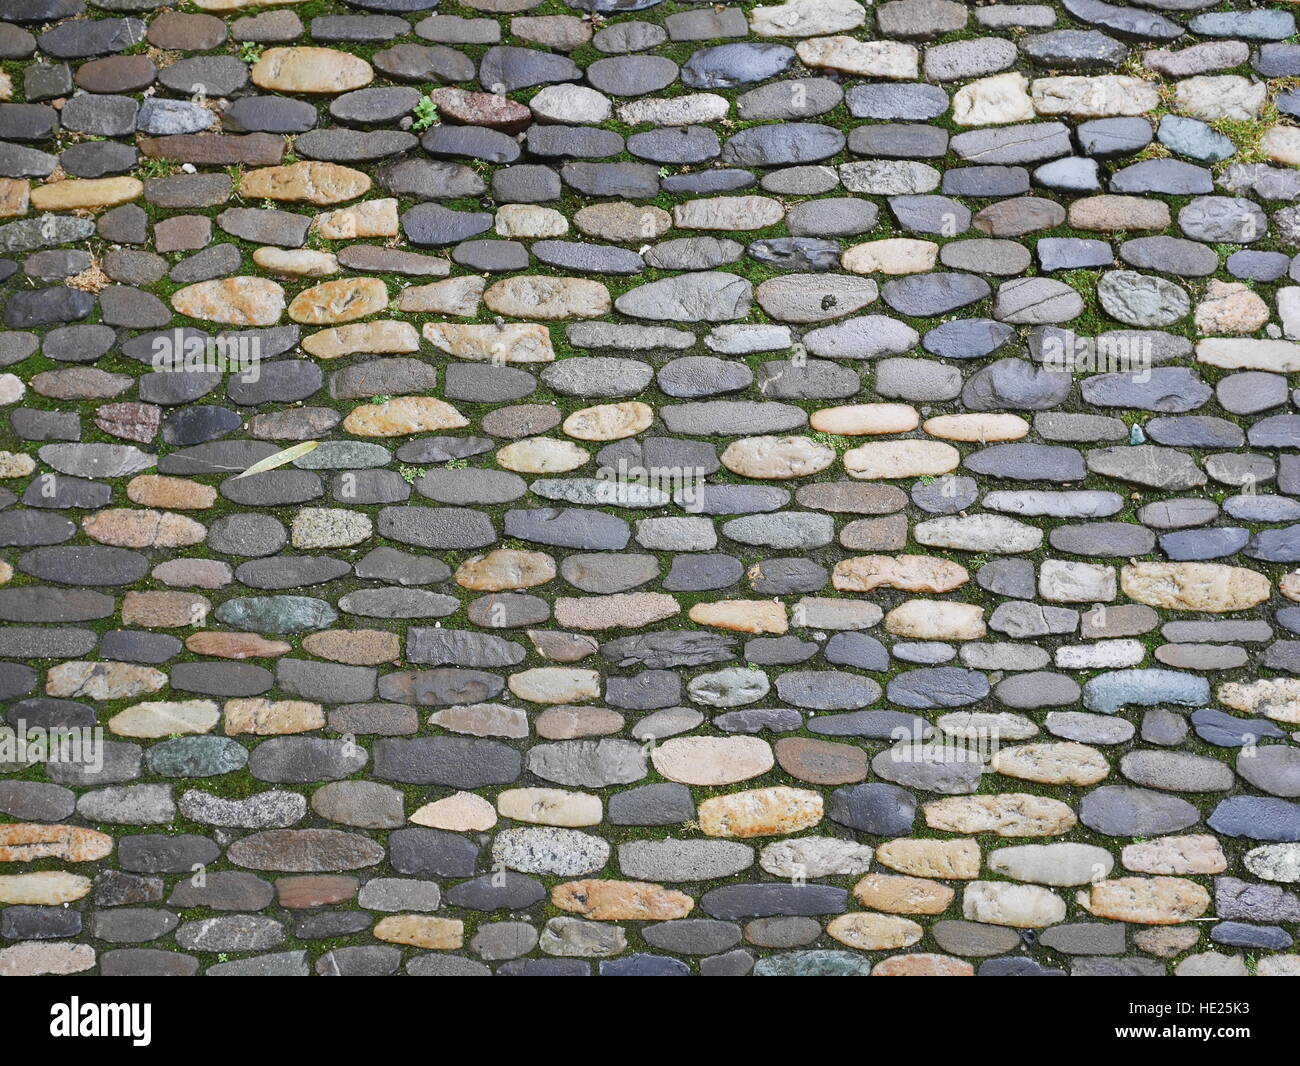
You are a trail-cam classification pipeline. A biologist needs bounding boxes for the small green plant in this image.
[411,96,439,132]
[398,465,424,484]
[371,394,392,405]
[138,157,176,179]
[445,458,468,469]
[239,41,263,64]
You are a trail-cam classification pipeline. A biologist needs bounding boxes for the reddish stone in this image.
[95,402,161,443]
[429,87,532,134]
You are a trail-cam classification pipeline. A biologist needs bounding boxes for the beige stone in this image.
[126,475,216,510]
[1217,678,1300,724]
[288,277,388,325]
[842,238,937,275]
[827,912,923,950]
[485,276,610,320]
[496,204,568,238]
[924,413,1029,442]
[554,592,678,630]
[84,509,205,548]
[1174,75,1266,121]
[302,630,398,665]
[720,436,835,479]
[992,742,1110,786]
[1084,877,1210,924]
[109,699,219,738]
[496,787,602,827]
[186,632,290,660]
[651,736,774,786]
[673,195,784,231]
[963,881,1066,927]
[689,599,788,635]
[398,276,485,316]
[873,953,973,976]
[507,667,600,704]
[1068,195,1170,232]
[374,915,463,949]
[252,247,340,277]
[241,161,369,205]
[953,72,1034,126]
[884,599,985,640]
[224,698,325,736]
[853,873,953,914]
[1194,279,1269,335]
[456,548,556,591]
[833,554,968,594]
[697,787,823,838]
[562,401,652,441]
[302,320,419,360]
[411,791,498,831]
[313,198,398,238]
[30,177,142,211]
[1262,125,1300,166]
[552,880,693,921]
[0,871,91,905]
[496,437,588,473]
[251,47,374,93]
[429,703,528,739]
[876,838,981,880]
[536,705,623,739]
[1120,561,1270,613]
[46,661,166,700]
[0,824,112,863]
[423,322,554,362]
[574,202,670,241]
[844,439,960,479]
[121,590,209,628]
[1032,75,1158,117]
[1122,834,1227,876]
[810,403,918,436]
[1198,338,1300,373]
[172,277,285,326]
[0,451,35,478]
[342,396,467,436]
[796,35,918,78]
[0,942,95,976]
[0,178,29,218]
[924,793,1077,836]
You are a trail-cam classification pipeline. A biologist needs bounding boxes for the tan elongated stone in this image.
[963,881,1066,927]
[873,953,973,976]
[0,824,112,862]
[844,440,960,479]
[842,238,937,275]
[374,915,463,949]
[720,436,835,479]
[853,873,954,914]
[651,736,774,786]
[485,276,610,320]
[172,277,285,326]
[697,787,823,838]
[84,509,205,548]
[833,554,968,594]
[1197,338,1300,372]
[496,437,588,473]
[126,475,216,510]
[411,791,497,831]
[952,72,1034,126]
[109,699,219,738]
[924,793,1077,836]
[0,871,91,905]
[1031,75,1158,117]
[923,413,1029,441]
[1218,678,1300,724]
[991,742,1110,786]
[0,178,29,218]
[1122,835,1227,875]
[186,632,291,660]
[507,667,600,704]
[810,403,918,436]
[224,698,325,736]
[398,276,485,316]
[496,787,602,827]
[536,705,623,739]
[429,703,528,739]
[673,195,784,230]
[496,204,568,238]
[554,592,678,630]
[46,661,166,700]
[31,177,142,211]
[252,247,339,277]
[884,599,985,640]
[288,277,388,325]
[301,629,396,665]
[796,35,918,78]
[574,202,670,241]
[240,161,369,205]
[456,548,557,591]
[251,47,374,93]
[876,838,981,880]
[0,942,95,976]
[552,880,693,920]
[562,402,652,441]
[1068,195,1170,232]
[423,322,554,362]
[342,396,468,436]
[689,599,788,635]
[313,198,398,238]
[302,321,419,359]
[1084,877,1210,924]
[828,912,923,950]
[1120,561,1270,613]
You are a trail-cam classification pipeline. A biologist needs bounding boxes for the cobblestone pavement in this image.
[0,0,1299,978]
